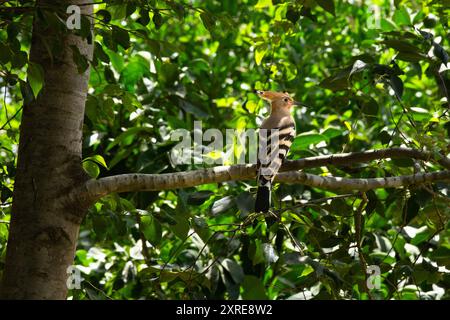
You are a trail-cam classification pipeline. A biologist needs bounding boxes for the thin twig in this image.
[354,192,373,300]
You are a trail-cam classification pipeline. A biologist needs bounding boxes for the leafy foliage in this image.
[0,0,449,300]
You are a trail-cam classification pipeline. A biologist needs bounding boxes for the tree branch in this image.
[277,170,450,191]
[70,147,450,203]
[281,147,450,171]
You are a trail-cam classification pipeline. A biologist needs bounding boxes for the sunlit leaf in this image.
[27,62,44,98]
[255,44,268,66]
[82,160,100,178]
[291,133,328,151]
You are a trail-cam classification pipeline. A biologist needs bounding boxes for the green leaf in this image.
[322,127,343,139]
[0,42,11,64]
[316,0,335,16]
[391,158,413,168]
[104,67,115,84]
[380,18,397,32]
[404,195,420,225]
[95,41,110,63]
[255,0,272,9]
[250,239,265,265]
[103,84,123,96]
[137,9,150,26]
[382,39,427,62]
[349,59,368,78]
[159,62,179,85]
[96,9,111,23]
[7,23,19,40]
[423,15,437,28]
[365,190,379,216]
[179,99,208,118]
[242,276,267,299]
[27,62,45,98]
[379,130,391,145]
[1,185,13,203]
[126,3,137,17]
[262,243,279,263]
[70,45,89,73]
[320,67,351,91]
[187,191,214,205]
[236,192,254,216]
[83,155,108,169]
[146,39,161,57]
[107,49,125,72]
[330,198,351,216]
[410,107,432,122]
[85,95,98,123]
[19,80,34,104]
[79,16,92,41]
[222,259,244,283]
[309,229,342,247]
[286,6,300,24]
[141,215,162,246]
[291,133,328,151]
[430,246,450,267]
[393,7,411,26]
[172,216,189,239]
[6,74,18,86]
[200,11,215,31]
[388,75,403,99]
[411,228,431,246]
[82,160,100,178]
[300,6,317,22]
[102,97,115,122]
[92,215,108,239]
[255,44,268,66]
[211,196,235,215]
[11,51,27,68]
[121,55,150,92]
[167,1,186,19]
[105,127,151,151]
[357,96,379,117]
[153,10,164,29]
[112,26,130,50]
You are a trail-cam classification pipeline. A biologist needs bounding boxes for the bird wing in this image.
[257,118,296,187]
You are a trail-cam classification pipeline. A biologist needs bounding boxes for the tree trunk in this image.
[0,0,93,299]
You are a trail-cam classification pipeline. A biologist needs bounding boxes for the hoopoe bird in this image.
[254,90,303,213]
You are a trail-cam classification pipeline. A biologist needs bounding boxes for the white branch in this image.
[276,170,450,191]
[69,147,450,203]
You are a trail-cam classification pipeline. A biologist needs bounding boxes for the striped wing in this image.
[257,123,295,187]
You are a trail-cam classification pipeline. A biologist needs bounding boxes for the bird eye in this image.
[283,98,289,102]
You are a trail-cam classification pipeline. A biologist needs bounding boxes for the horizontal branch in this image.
[277,170,450,192]
[281,147,450,171]
[72,147,450,203]
[83,169,450,199]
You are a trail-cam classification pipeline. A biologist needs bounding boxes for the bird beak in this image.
[292,101,308,107]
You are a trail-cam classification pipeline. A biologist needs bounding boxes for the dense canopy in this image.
[0,0,449,300]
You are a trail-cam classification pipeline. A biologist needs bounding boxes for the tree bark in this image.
[68,148,450,202]
[0,0,448,300]
[0,0,93,299]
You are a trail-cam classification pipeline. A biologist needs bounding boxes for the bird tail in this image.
[255,185,271,213]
